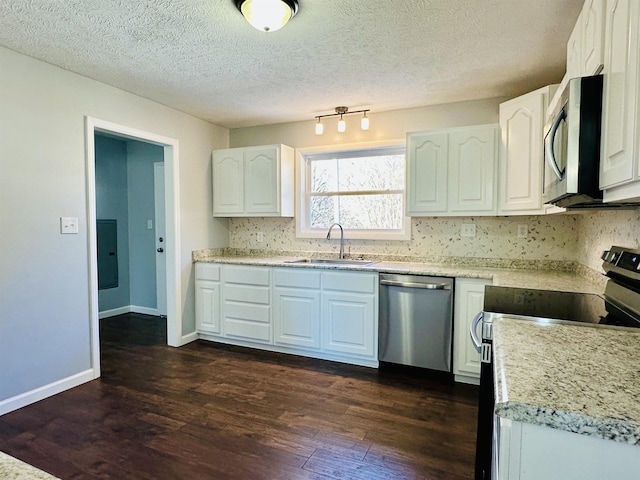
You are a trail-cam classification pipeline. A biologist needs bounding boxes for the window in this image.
[297,143,409,240]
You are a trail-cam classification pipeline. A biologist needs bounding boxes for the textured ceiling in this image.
[0,0,583,128]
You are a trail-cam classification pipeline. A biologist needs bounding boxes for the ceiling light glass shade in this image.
[236,0,299,33]
[337,117,346,133]
[315,119,324,135]
[361,113,369,131]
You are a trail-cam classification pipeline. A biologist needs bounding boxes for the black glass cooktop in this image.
[483,286,639,328]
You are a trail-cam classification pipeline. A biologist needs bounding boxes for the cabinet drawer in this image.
[224,284,270,305]
[196,263,221,281]
[322,272,377,294]
[224,301,270,323]
[224,318,271,342]
[224,265,270,286]
[274,268,321,289]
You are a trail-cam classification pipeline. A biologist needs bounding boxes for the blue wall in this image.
[95,135,130,311]
[127,141,164,310]
[95,135,163,314]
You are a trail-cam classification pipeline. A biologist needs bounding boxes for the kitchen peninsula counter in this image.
[493,316,640,445]
[192,250,605,295]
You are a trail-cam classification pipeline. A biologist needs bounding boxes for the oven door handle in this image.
[545,106,567,181]
[470,311,484,353]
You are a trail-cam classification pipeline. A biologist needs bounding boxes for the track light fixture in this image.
[314,106,371,135]
[235,0,299,33]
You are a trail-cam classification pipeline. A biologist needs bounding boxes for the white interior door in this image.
[154,163,167,317]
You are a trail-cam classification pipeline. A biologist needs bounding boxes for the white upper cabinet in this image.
[498,85,556,215]
[581,0,605,76]
[448,126,498,214]
[567,0,605,79]
[599,0,640,201]
[406,131,449,214]
[212,144,295,217]
[566,17,583,80]
[212,149,244,215]
[406,124,498,216]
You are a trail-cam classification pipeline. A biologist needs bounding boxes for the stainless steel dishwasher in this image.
[378,273,453,372]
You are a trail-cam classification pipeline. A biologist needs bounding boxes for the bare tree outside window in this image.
[305,148,406,233]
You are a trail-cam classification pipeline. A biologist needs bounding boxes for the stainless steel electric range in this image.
[470,245,640,480]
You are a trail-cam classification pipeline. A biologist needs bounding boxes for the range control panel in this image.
[602,246,640,275]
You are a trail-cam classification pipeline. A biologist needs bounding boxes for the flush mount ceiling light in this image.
[235,0,299,33]
[314,106,371,135]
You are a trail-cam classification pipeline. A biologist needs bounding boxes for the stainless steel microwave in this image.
[542,75,603,208]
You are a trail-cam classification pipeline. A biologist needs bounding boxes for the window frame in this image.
[296,140,411,241]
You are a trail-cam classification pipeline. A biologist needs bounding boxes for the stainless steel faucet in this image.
[326,223,345,259]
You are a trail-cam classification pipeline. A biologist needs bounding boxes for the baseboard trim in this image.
[180,331,198,346]
[99,305,159,319]
[0,369,95,416]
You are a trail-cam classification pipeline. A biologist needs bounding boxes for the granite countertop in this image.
[192,250,605,295]
[0,451,60,479]
[493,317,640,445]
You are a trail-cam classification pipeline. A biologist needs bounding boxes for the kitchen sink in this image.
[285,258,377,266]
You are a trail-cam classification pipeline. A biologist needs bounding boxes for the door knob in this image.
[157,247,164,253]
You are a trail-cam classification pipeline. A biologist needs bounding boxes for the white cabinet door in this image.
[273,268,322,350]
[448,125,498,214]
[196,280,221,335]
[244,147,279,215]
[406,131,449,214]
[453,278,490,381]
[498,86,555,215]
[599,0,640,191]
[212,149,244,215]
[322,292,375,358]
[195,263,222,335]
[566,16,582,80]
[581,0,605,76]
[274,287,321,350]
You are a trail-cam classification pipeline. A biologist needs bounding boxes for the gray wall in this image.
[0,45,229,405]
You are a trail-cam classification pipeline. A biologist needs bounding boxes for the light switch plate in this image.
[60,217,79,234]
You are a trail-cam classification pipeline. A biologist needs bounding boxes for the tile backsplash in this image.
[576,209,640,272]
[228,209,640,273]
[229,215,579,265]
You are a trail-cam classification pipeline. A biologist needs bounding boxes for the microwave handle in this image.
[545,107,567,181]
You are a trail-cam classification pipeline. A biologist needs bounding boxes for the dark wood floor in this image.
[0,314,479,479]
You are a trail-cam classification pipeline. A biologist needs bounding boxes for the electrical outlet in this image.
[461,224,476,237]
[147,219,153,230]
[257,232,264,243]
[517,224,528,238]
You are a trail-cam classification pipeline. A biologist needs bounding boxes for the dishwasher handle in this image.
[379,279,451,290]
[470,311,484,353]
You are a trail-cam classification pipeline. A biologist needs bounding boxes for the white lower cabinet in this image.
[496,418,640,480]
[195,264,221,335]
[273,268,322,350]
[453,278,491,383]
[195,263,378,367]
[322,292,376,358]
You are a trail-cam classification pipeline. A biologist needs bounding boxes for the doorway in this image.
[85,117,182,379]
